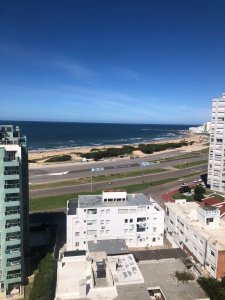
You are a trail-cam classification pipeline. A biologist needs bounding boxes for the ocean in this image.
[1,121,195,150]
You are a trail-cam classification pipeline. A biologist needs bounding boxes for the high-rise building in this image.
[0,125,29,297]
[208,94,225,192]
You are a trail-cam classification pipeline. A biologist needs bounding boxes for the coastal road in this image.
[29,150,208,184]
[30,163,208,198]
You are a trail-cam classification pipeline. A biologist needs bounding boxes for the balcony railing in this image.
[5,196,20,202]
[6,248,20,254]
[7,260,21,267]
[5,223,20,229]
[5,210,20,216]
[4,184,19,189]
[4,170,19,175]
[6,236,21,242]
[7,272,21,279]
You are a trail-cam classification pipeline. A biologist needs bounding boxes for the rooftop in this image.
[77,193,151,208]
[0,125,26,145]
[166,201,225,251]
[88,239,128,255]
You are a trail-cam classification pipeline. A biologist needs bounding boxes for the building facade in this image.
[0,125,29,297]
[208,93,225,192]
[165,200,225,279]
[67,190,164,251]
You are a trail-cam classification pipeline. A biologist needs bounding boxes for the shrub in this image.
[197,277,225,300]
[81,145,135,160]
[194,185,206,195]
[45,155,71,162]
[194,193,204,202]
[175,271,194,282]
[179,186,191,193]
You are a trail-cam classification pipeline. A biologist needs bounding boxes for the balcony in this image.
[5,211,20,221]
[6,260,21,272]
[5,248,21,259]
[5,236,21,246]
[5,224,20,233]
[4,183,19,194]
[7,272,21,280]
[3,160,19,167]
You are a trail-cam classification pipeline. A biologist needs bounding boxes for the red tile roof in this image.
[202,197,223,206]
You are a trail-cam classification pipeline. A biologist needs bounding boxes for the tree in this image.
[194,186,206,195]
[194,193,204,202]
[197,277,225,300]
[29,253,56,300]
[179,186,191,193]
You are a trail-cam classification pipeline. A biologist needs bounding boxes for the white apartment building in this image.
[165,200,225,279]
[208,93,225,192]
[67,190,164,251]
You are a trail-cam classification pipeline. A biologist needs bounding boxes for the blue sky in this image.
[0,0,225,124]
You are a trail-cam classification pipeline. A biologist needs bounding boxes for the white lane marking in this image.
[47,171,69,176]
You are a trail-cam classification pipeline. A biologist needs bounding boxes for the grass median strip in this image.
[173,159,208,169]
[30,170,203,212]
[30,168,167,190]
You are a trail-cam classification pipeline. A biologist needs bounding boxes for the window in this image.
[137,217,146,222]
[206,218,214,225]
[118,209,128,214]
[87,209,97,215]
[87,230,97,235]
[125,219,128,223]
[130,219,133,223]
[211,265,215,271]
[106,230,110,235]
[153,227,157,232]
[75,242,79,247]
[129,229,133,233]
[87,220,97,225]
[106,209,110,214]
[106,220,110,224]
[211,250,215,257]
[100,209,104,214]
[137,206,145,212]
[100,220,104,225]
[83,241,86,244]
[75,232,79,236]
[152,238,156,242]
[124,229,128,233]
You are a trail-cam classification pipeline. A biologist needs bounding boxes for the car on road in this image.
[178,178,184,182]
[180,183,187,187]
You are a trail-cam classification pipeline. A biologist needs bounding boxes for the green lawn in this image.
[173,159,208,169]
[172,192,195,201]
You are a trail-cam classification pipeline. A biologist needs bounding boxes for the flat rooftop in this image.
[88,239,128,255]
[77,193,151,208]
[166,202,225,251]
[115,259,209,300]
[108,254,144,286]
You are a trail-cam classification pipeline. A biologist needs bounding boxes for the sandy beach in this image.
[28,132,209,164]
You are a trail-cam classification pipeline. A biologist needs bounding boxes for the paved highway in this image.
[29,150,208,184]
[30,163,207,198]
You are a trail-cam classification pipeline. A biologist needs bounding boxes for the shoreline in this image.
[28,132,209,163]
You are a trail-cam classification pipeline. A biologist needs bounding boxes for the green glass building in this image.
[0,125,29,297]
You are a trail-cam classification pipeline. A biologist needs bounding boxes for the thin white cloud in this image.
[52,59,97,79]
